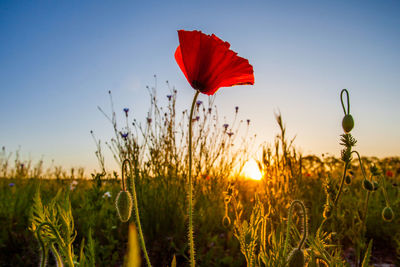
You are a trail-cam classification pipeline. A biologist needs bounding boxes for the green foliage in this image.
[29,187,95,267]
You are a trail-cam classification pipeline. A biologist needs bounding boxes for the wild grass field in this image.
[1,86,399,267]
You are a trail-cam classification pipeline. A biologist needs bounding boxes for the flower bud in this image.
[382,206,394,222]
[342,114,354,133]
[115,190,133,222]
[363,179,374,191]
[287,248,304,267]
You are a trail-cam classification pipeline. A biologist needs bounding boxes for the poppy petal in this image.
[175,30,254,95]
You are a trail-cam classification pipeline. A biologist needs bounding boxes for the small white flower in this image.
[103,191,112,198]
[69,180,79,191]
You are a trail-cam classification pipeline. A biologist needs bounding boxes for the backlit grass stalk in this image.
[187,90,200,267]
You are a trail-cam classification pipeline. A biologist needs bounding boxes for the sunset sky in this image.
[1,1,399,173]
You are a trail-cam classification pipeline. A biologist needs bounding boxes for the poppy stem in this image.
[188,90,200,267]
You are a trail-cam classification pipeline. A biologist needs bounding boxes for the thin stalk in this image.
[124,159,152,267]
[188,90,200,267]
[333,162,349,206]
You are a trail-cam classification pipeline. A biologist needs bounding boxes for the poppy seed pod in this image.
[115,190,133,222]
[287,248,305,267]
[363,179,374,192]
[342,114,354,133]
[382,206,394,222]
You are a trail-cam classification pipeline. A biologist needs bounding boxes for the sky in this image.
[1,0,400,174]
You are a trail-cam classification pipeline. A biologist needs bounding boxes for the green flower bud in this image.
[342,114,354,133]
[115,190,133,222]
[363,179,374,191]
[382,206,394,222]
[287,248,305,267]
[345,175,352,185]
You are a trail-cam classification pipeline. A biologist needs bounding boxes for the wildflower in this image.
[196,100,202,106]
[175,29,254,267]
[8,183,15,187]
[246,119,250,125]
[223,124,229,131]
[147,117,152,124]
[120,132,129,139]
[235,106,239,113]
[386,170,394,177]
[208,107,212,113]
[227,132,234,137]
[167,95,172,101]
[123,108,129,116]
[103,191,112,198]
[175,30,254,95]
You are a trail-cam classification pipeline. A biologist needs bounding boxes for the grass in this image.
[0,83,399,266]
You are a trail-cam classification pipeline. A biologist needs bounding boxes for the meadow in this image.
[1,86,399,267]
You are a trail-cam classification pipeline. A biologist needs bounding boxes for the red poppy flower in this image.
[175,30,254,95]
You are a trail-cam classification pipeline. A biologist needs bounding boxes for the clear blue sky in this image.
[1,0,399,173]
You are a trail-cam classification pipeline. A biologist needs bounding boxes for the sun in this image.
[242,159,263,180]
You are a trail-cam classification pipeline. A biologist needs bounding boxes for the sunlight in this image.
[242,159,263,180]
